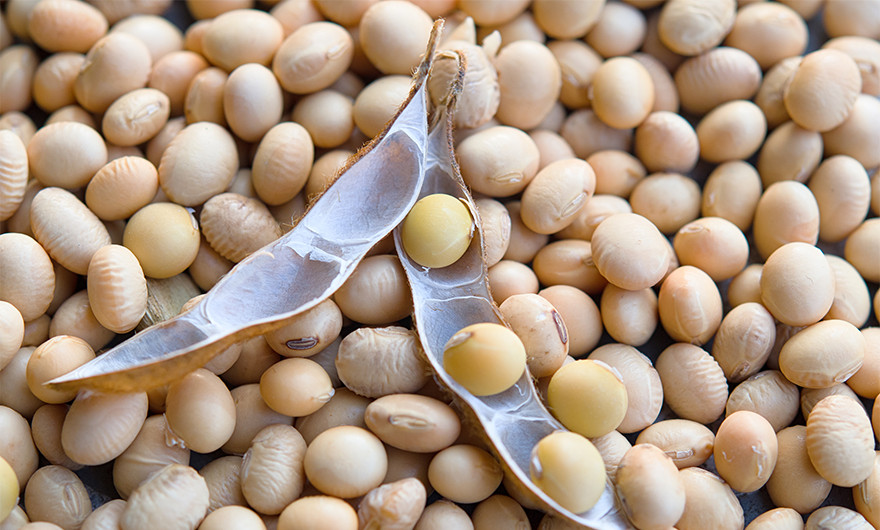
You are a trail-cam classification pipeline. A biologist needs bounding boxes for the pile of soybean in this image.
[1,0,879,529]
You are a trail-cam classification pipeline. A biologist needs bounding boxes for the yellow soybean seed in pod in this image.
[530,431,605,513]
[401,194,473,269]
[443,323,526,397]
[0,456,17,522]
[547,359,627,438]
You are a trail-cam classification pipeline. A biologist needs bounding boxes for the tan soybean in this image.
[201,9,283,72]
[590,213,669,290]
[251,122,314,206]
[113,415,190,499]
[28,0,106,54]
[224,64,284,143]
[240,424,306,514]
[585,2,646,57]
[805,506,874,530]
[823,94,880,170]
[727,371,800,433]
[110,14,183,63]
[753,178,820,258]
[428,444,502,504]
[0,405,39,487]
[123,202,200,279]
[198,455,247,512]
[755,56,803,129]
[656,343,728,424]
[120,464,209,530]
[49,290,114,351]
[61,390,148,466]
[757,121,824,188]
[457,126,540,197]
[184,67,227,126]
[273,22,353,94]
[636,419,714,469]
[364,394,460,453]
[616,444,686,530]
[697,100,767,163]
[158,121,239,206]
[584,150,644,199]
[531,240,607,295]
[305,425,387,498]
[674,47,762,115]
[26,335,95,404]
[336,326,428,397]
[474,198,510,267]
[86,244,147,334]
[546,40,601,110]
[260,358,333,417]
[538,285,603,358]
[714,411,778,492]
[264,298,341,358]
[633,111,699,174]
[294,387,369,445]
[588,344,662,433]
[806,395,875,487]
[590,57,654,130]
[845,218,880,284]
[767,425,832,514]
[86,157,159,221]
[676,467,744,530]
[31,52,85,113]
[278,495,358,530]
[520,158,595,235]
[849,328,880,399]
[784,49,862,132]
[0,45,39,114]
[358,1,432,76]
[166,369,236,453]
[502,201,549,264]
[761,242,835,327]
[724,2,807,69]
[779,319,866,389]
[657,0,736,56]
[487,260,539,304]
[27,121,107,189]
[589,430,631,482]
[673,216,748,282]
[711,302,776,383]
[600,284,658,347]
[701,161,762,232]
[494,40,562,130]
[74,33,152,114]
[147,51,208,116]
[560,109,633,159]
[355,75,412,138]
[200,192,281,263]
[658,265,723,345]
[0,302,24,371]
[23,465,91,529]
[745,508,806,530]
[101,88,170,147]
[499,294,568,379]
[334,255,412,325]
[0,233,54,321]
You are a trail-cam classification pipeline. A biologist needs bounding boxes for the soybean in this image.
[530,431,605,513]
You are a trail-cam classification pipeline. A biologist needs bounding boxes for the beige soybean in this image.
[588,344,662,433]
[198,455,247,512]
[23,465,91,529]
[184,67,227,126]
[146,116,185,167]
[44,104,95,129]
[159,121,238,206]
[585,150,645,199]
[473,198,510,267]
[546,40,601,110]
[305,425,387,498]
[121,464,209,530]
[560,109,633,159]
[358,1,432,76]
[502,201,548,264]
[724,2,807,69]
[86,157,159,221]
[779,319,866,389]
[784,49,862,132]
[199,506,266,530]
[767,425,832,514]
[457,126,540,197]
[757,121,823,188]
[616,444,685,530]
[590,212,669,291]
[0,130,27,222]
[476,10,545,45]
[278,495,357,530]
[270,0,324,38]
[102,88,170,147]
[430,37,500,131]
[336,326,428,398]
[520,159,595,235]
[590,430,631,481]
[200,192,281,263]
[0,233,54,321]
[755,56,803,129]
[591,57,654,132]
[27,121,107,189]
[28,0,106,53]
[600,284,657,347]
[21,316,50,350]
[123,202,200,279]
[803,385,864,423]
[547,359,627,438]
[201,9,283,72]
[304,149,352,200]
[413,500,473,530]
[0,405,39,487]
[849,328,880,399]
[531,0,604,39]
[487,260,539,304]
[147,51,208,117]
[676,467,744,530]
[701,160,762,232]
[633,111,698,174]
[823,0,880,39]
[714,411,778,492]
[811,155,872,244]
[264,299,341,358]
[0,302,24,371]
[712,303,776,383]
[585,2,646,58]
[222,384,292,455]
[631,52,679,114]
[658,266,722,345]
[823,95,880,170]
[166,368,236,453]
[0,45,38,114]
[807,395,875,487]
[538,285,602,358]
[636,419,714,469]
[221,336,280,388]
[357,477,427,530]
[251,122,314,206]
[806,506,874,530]
[556,193,631,241]
[428,444,502,504]
[49,290,114,351]
[74,33,152,113]
[824,36,880,96]
[32,52,85,113]
[674,47,762,115]
[0,110,36,146]
[334,255,412,325]
[494,41,562,130]
[113,415,190,499]
[854,452,880,529]
[44,261,76,318]
[382,445,433,493]
[697,100,767,163]
[746,508,806,530]
[657,0,735,56]
[845,219,880,284]
[761,242,834,327]
[752,181,820,260]
[182,18,211,54]
[499,294,568,379]
[109,14,182,63]
[26,335,95,404]
[86,244,147,334]
[240,424,306,514]
[630,173,701,235]
[656,343,728,424]
[295,387,370,445]
[530,431,605,513]
[260,358,333,418]
[61,390,148,466]
[292,90,353,149]
[531,240,607,295]
[365,394,460,453]
[458,0,528,26]
[673,217,748,282]
[273,22,353,94]
[81,498,126,530]
[355,75,412,138]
